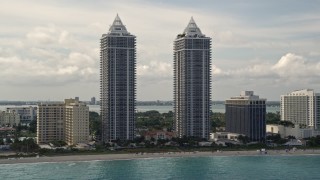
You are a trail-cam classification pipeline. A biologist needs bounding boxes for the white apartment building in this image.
[0,111,20,127]
[6,106,37,125]
[267,124,320,139]
[37,99,89,145]
[280,89,320,129]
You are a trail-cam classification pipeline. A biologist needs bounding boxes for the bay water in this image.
[0,104,279,114]
[87,105,279,114]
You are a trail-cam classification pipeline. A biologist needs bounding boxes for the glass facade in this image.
[225,97,266,142]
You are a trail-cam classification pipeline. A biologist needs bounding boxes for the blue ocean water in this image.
[1,155,319,180]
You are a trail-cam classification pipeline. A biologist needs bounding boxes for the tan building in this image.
[65,99,89,145]
[37,99,89,145]
[37,103,65,144]
[0,111,20,127]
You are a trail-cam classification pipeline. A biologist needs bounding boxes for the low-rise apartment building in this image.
[0,111,20,127]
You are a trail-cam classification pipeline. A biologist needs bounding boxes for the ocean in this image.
[0,155,319,179]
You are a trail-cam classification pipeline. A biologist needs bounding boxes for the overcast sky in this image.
[0,0,319,101]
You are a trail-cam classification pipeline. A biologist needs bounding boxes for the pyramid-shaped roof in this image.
[108,14,128,34]
[183,17,203,36]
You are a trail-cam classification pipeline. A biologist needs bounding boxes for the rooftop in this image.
[228,91,266,101]
[184,17,203,36]
[102,14,131,37]
[177,17,205,38]
[286,89,317,96]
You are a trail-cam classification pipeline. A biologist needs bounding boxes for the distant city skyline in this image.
[0,1,319,101]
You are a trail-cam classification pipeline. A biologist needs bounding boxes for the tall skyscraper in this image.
[225,91,266,142]
[280,89,320,129]
[100,15,136,142]
[173,17,211,139]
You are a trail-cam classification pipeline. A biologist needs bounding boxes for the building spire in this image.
[113,14,123,26]
[108,14,128,34]
[190,16,195,24]
[183,16,203,36]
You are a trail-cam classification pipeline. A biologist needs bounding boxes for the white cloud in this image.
[137,61,172,81]
[0,0,320,100]
[0,24,98,87]
[272,53,305,76]
[214,53,320,82]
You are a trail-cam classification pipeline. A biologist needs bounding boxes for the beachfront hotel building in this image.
[100,15,136,142]
[37,99,89,145]
[64,99,89,145]
[37,102,65,144]
[225,91,266,142]
[280,89,320,129]
[173,17,211,139]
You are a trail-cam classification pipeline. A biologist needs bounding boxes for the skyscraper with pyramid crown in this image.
[174,17,212,139]
[100,15,136,142]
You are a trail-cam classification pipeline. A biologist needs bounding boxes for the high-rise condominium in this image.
[173,17,211,139]
[225,91,266,142]
[280,89,320,129]
[64,99,89,145]
[100,15,136,142]
[37,103,64,144]
[37,99,89,145]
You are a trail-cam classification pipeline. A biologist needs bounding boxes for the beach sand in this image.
[1,149,320,165]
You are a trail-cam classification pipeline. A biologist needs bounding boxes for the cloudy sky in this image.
[0,0,319,101]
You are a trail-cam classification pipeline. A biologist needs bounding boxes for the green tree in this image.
[161,111,174,130]
[266,112,280,124]
[238,135,250,144]
[143,111,161,128]
[279,121,294,127]
[6,137,13,144]
[211,112,225,131]
[11,138,39,152]
[306,136,320,147]
[28,120,37,133]
[89,111,101,138]
[50,140,67,147]
[136,110,173,130]
[267,134,288,145]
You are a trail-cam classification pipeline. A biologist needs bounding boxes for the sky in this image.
[0,0,319,101]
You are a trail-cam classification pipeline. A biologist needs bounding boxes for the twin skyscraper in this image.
[100,15,212,143]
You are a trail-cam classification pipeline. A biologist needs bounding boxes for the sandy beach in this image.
[1,149,320,165]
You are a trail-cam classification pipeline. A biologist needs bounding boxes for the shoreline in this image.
[1,149,320,165]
